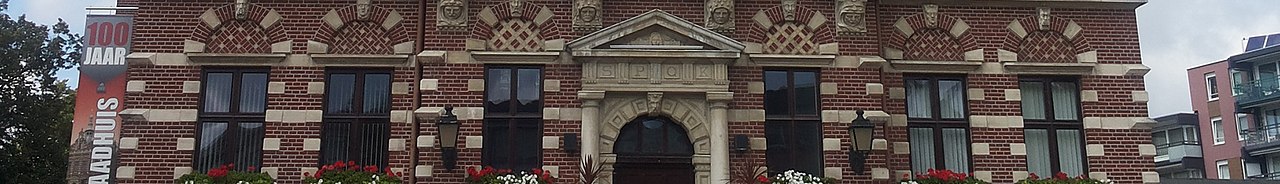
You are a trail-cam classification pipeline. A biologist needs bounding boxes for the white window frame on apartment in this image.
[1212,117,1225,145]
[1238,113,1250,141]
[1231,70,1244,96]
[1206,72,1219,101]
[1217,160,1231,179]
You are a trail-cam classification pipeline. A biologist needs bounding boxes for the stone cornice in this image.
[747,54,837,68]
[877,0,1146,9]
[310,54,413,66]
[1002,62,1097,75]
[887,60,983,73]
[469,51,562,64]
[185,53,288,65]
[572,50,740,59]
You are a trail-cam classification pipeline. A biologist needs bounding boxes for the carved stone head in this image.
[509,0,524,18]
[356,0,373,21]
[234,0,250,20]
[781,0,797,21]
[712,7,731,25]
[440,0,464,20]
[576,0,598,23]
[646,92,663,115]
[1037,7,1052,30]
[923,4,939,28]
[838,0,865,32]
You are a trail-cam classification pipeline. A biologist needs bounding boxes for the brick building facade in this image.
[114,0,1157,183]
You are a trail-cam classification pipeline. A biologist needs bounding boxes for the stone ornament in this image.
[1037,7,1051,30]
[646,92,663,115]
[923,4,939,28]
[573,0,602,31]
[836,0,866,34]
[781,0,798,21]
[356,0,373,21]
[234,0,250,20]
[509,0,524,18]
[704,0,734,32]
[437,0,468,30]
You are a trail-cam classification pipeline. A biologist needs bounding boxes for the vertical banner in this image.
[70,15,133,184]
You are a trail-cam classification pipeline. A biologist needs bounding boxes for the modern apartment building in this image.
[1153,113,1205,179]
[1188,60,1250,179]
[1228,34,1280,179]
[109,0,1157,183]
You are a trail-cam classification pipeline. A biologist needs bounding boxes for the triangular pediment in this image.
[569,9,744,51]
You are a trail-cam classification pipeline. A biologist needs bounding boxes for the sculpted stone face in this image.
[579,7,597,22]
[441,3,462,20]
[712,7,730,25]
[840,3,864,28]
[1037,8,1052,30]
[782,0,796,21]
[924,4,939,28]
[234,0,249,20]
[357,0,372,21]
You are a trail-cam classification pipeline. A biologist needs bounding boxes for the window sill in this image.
[185,53,288,65]
[748,54,837,68]
[1002,62,1097,75]
[310,54,412,66]
[471,51,561,64]
[887,60,983,73]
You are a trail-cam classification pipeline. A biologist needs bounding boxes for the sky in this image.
[5,0,1280,118]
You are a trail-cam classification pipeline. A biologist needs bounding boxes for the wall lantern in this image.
[848,110,875,174]
[563,133,580,153]
[438,106,460,171]
[732,134,750,153]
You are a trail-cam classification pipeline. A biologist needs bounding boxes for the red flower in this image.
[1029,173,1040,180]
[248,166,257,171]
[348,161,357,167]
[1054,172,1069,180]
[365,165,378,173]
[335,161,346,168]
[756,175,769,183]
[386,167,394,174]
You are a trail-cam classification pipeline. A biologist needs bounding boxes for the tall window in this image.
[1238,113,1250,141]
[196,69,269,171]
[1232,70,1245,96]
[764,69,822,175]
[1020,77,1085,177]
[1206,72,1218,100]
[1211,117,1224,145]
[905,76,969,174]
[483,66,543,171]
[321,69,393,168]
[1216,160,1230,179]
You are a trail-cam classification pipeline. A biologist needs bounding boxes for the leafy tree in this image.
[0,0,83,183]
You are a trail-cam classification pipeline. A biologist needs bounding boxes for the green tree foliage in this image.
[0,0,83,183]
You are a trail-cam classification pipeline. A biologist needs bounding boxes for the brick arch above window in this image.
[185,4,289,54]
[999,14,1095,63]
[883,11,980,61]
[466,2,562,52]
[307,4,413,55]
[745,5,837,55]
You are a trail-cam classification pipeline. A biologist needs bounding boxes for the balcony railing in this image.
[1154,141,1201,163]
[1248,172,1280,179]
[1235,77,1280,107]
[1244,124,1280,148]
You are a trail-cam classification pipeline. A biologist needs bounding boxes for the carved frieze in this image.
[437,0,468,31]
[1037,7,1052,30]
[581,61,729,92]
[574,0,602,31]
[705,0,734,33]
[836,0,866,35]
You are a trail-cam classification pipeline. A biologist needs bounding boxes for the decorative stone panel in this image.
[599,94,711,155]
[747,1,834,55]
[704,0,734,33]
[573,0,602,31]
[1001,7,1095,63]
[185,1,289,54]
[437,0,467,31]
[580,61,730,92]
[884,4,981,61]
[471,1,560,52]
[308,1,413,55]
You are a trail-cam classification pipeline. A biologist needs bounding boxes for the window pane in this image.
[327,74,356,114]
[483,119,512,169]
[765,122,790,171]
[360,122,389,168]
[1051,82,1079,120]
[615,120,639,154]
[1020,81,1046,120]
[1213,118,1224,144]
[1152,131,1167,145]
[487,69,512,113]
[939,80,965,119]
[320,122,351,165]
[204,73,233,113]
[363,73,391,114]
[1206,74,1218,98]
[796,122,823,175]
[641,119,664,154]
[942,128,969,173]
[516,119,542,170]
[764,71,790,116]
[906,80,933,119]
[909,128,935,173]
[236,122,265,170]
[1025,129,1052,177]
[794,72,819,115]
[1057,129,1084,176]
[1169,128,1185,143]
[516,69,542,113]
[1239,114,1251,141]
[239,73,268,113]
[196,122,228,171]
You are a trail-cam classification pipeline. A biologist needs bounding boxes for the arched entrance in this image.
[613,116,696,184]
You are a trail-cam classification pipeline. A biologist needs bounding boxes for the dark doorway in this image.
[613,116,696,184]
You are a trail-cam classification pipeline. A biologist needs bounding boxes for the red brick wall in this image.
[124,0,1150,183]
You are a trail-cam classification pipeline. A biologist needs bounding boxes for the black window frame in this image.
[1019,76,1088,176]
[904,75,972,173]
[320,68,394,168]
[763,68,824,176]
[195,67,270,172]
[482,65,544,171]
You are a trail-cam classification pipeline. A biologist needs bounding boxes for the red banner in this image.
[71,15,132,184]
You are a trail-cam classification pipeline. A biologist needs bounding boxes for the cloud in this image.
[1139,0,1280,117]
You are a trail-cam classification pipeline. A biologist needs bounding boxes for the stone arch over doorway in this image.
[600,93,711,155]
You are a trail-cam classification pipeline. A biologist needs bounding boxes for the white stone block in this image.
[543,108,561,120]
[542,166,561,177]
[1084,117,1102,129]
[1004,89,1021,101]
[543,136,560,149]
[177,138,195,151]
[126,80,146,93]
[420,79,439,91]
[392,82,411,95]
[263,138,281,151]
[888,87,906,99]
[1012,171,1029,180]
[173,167,191,179]
[866,83,884,95]
[560,108,582,121]
[1089,172,1108,180]
[968,88,985,100]
[303,138,321,151]
[262,167,280,179]
[893,142,910,155]
[466,136,483,149]
[416,165,433,177]
[749,137,767,150]
[872,139,888,150]
[822,110,839,123]
[1138,144,1156,156]
[1081,90,1099,102]
[1142,172,1160,183]
[120,137,139,150]
[1087,144,1105,156]
[1010,143,1027,156]
[118,166,136,179]
[183,81,201,94]
[389,139,406,151]
[302,168,318,177]
[1132,91,1149,103]
[871,168,890,180]
[824,167,843,179]
[820,83,838,95]
[822,138,841,151]
[544,80,561,92]
[418,135,436,148]
[268,82,287,94]
[748,82,765,94]
[975,171,993,182]
[973,143,990,155]
[889,115,907,127]
[468,79,485,92]
[970,116,989,128]
[308,82,325,94]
